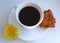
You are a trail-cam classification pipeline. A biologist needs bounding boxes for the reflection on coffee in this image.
[19,6,40,26]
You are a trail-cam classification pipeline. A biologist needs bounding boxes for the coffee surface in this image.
[19,6,40,26]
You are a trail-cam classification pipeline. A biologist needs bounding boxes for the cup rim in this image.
[16,1,44,29]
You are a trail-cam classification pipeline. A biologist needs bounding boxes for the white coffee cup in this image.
[15,1,44,29]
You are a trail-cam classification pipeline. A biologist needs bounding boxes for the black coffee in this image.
[19,6,40,26]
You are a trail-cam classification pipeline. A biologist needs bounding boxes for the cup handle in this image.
[14,5,17,10]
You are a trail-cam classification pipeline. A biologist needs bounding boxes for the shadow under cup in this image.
[16,2,43,29]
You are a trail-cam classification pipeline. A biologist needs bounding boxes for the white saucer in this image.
[8,8,48,41]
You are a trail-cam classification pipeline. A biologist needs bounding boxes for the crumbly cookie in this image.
[40,9,56,28]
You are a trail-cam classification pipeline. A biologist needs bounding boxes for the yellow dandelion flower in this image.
[4,24,19,40]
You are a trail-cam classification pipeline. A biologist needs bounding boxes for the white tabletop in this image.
[0,0,60,43]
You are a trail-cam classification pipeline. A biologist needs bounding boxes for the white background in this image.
[0,0,60,43]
